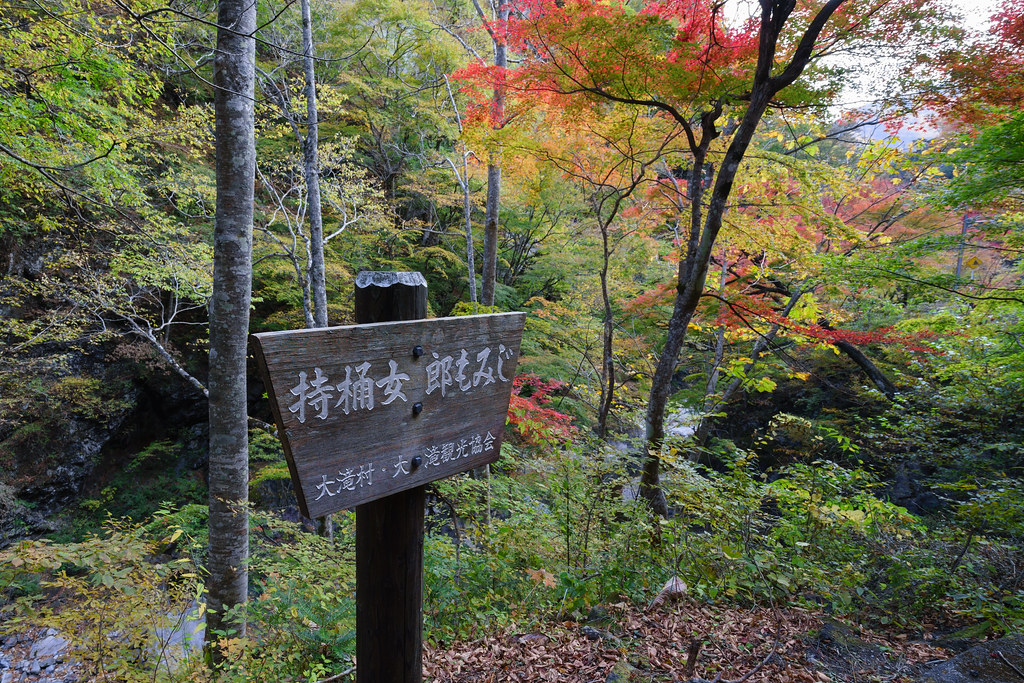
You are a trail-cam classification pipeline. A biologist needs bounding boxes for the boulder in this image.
[28,635,68,660]
[885,462,943,514]
[606,660,641,682]
[917,635,1024,683]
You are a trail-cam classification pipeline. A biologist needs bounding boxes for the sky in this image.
[839,0,1001,104]
[950,0,1003,30]
[719,0,1008,142]
[826,0,1005,142]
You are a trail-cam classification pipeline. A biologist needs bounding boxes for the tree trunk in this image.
[479,4,508,306]
[302,0,328,329]
[300,0,334,539]
[597,221,614,439]
[640,84,793,516]
[639,146,711,517]
[834,340,897,398]
[481,160,500,305]
[463,145,478,304]
[636,0,847,507]
[207,0,256,654]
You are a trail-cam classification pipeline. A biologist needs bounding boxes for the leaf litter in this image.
[424,599,949,682]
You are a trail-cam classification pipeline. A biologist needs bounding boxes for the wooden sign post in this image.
[251,272,525,683]
[355,272,427,683]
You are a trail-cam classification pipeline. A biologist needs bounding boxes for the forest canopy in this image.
[0,0,1022,680]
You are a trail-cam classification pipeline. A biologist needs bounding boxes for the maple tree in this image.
[527,106,678,436]
[934,0,1024,220]
[930,0,1024,125]
[456,0,961,513]
[507,373,577,447]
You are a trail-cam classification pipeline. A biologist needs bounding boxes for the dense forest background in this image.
[0,0,1022,680]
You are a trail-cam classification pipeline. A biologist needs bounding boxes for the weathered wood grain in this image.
[251,312,525,518]
[353,271,428,323]
[353,271,427,683]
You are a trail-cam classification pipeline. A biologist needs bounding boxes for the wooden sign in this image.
[251,312,526,519]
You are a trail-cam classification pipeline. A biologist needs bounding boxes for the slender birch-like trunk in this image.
[302,0,327,329]
[207,0,256,651]
[477,1,509,306]
[463,145,478,304]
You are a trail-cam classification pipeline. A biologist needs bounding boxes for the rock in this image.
[29,635,68,660]
[582,625,619,644]
[585,606,613,627]
[1,671,12,683]
[665,409,698,439]
[916,635,1024,683]
[1,635,15,648]
[175,423,209,473]
[28,661,41,674]
[885,462,943,514]
[250,474,298,511]
[0,657,8,669]
[934,622,993,653]
[606,660,641,682]
[806,619,885,673]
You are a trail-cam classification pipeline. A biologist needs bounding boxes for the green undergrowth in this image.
[55,437,208,543]
[2,432,1022,681]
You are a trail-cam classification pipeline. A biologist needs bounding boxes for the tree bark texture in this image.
[353,271,428,683]
[479,2,509,307]
[463,146,478,304]
[300,0,334,539]
[481,156,500,306]
[301,0,328,328]
[207,0,256,649]
[639,0,845,516]
[597,223,614,439]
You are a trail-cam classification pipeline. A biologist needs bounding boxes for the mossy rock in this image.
[250,465,297,510]
[605,660,643,683]
[918,635,1024,683]
[934,621,993,653]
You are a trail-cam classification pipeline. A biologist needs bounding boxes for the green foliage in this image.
[940,111,1024,212]
[249,429,286,464]
[0,0,167,215]
[59,437,208,542]
[0,519,204,681]
[425,444,672,637]
[212,513,357,681]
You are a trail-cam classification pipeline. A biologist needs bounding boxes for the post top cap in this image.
[355,271,427,289]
